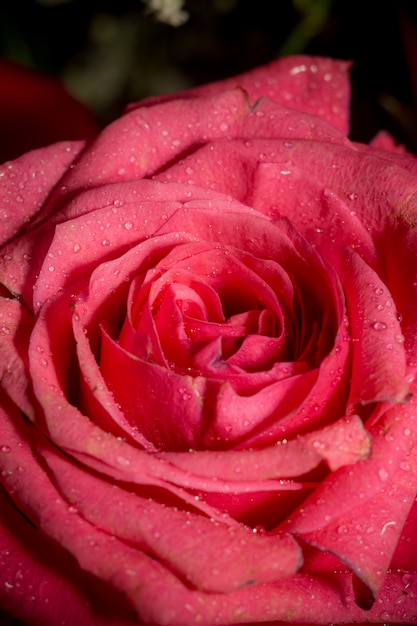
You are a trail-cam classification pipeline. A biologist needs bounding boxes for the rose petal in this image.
[290,441,417,607]
[158,415,371,481]
[0,298,35,417]
[1,179,244,306]
[341,247,410,405]
[382,226,417,370]
[0,397,138,626]
[135,55,352,135]
[0,141,84,249]
[284,389,417,536]
[154,136,417,261]
[59,67,350,198]
[3,400,415,625]
[41,440,302,594]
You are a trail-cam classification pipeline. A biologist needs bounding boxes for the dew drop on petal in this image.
[378,467,389,481]
[116,456,131,466]
[370,321,387,331]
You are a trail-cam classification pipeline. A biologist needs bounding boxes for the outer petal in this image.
[0,141,84,249]
[57,79,350,199]
[134,55,352,135]
[2,401,416,626]
[284,392,417,533]
[0,397,138,626]
[0,298,35,417]
[290,438,417,607]
[41,440,302,594]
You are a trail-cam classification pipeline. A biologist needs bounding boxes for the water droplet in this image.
[252,524,265,533]
[374,287,384,296]
[402,573,413,588]
[379,611,391,621]
[0,445,11,453]
[102,239,110,246]
[378,467,389,481]
[400,461,411,471]
[370,321,387,331]
[48,266,55,272]
[116,456,131,466]
[124,222,133,230]
[73,244,81,253]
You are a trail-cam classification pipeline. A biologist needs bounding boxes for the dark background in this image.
[1,0,417,149]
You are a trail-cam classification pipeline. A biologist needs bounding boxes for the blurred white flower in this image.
[143,0,188,26]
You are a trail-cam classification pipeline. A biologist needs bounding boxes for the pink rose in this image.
[0,55,416,625]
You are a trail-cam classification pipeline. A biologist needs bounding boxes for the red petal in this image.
[0,299,35,417]
[0,59,98,163]
[341,248,410,405]
[159,415,370,481]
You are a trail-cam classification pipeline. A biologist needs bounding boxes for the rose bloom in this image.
[0,55,416,626]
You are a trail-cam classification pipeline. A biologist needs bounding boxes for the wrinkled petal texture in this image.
[0,55,416,626]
